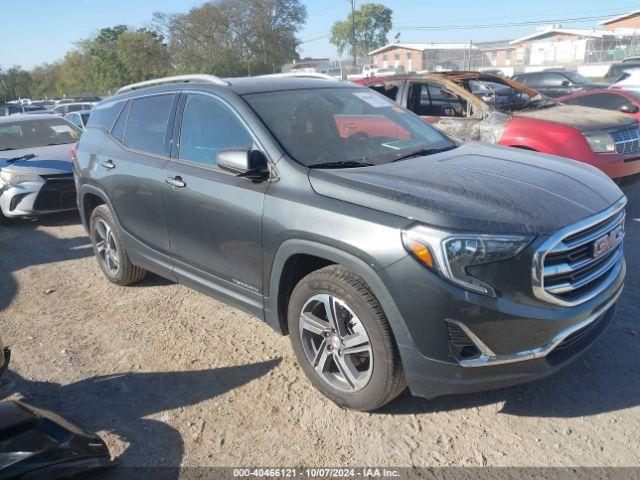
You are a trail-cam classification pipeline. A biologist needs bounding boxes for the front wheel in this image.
[287,265,406,411]
[0,209,13,226]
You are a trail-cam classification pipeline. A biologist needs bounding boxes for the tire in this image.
[89,205,146,286]
[287,265,406,411]
[0,209,13,226]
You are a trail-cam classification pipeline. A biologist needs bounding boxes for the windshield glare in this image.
[0,118,81,151]
[244,88,455,167]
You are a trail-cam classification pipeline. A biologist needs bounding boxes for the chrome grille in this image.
[610,127,640,155]
[533,200,626,306]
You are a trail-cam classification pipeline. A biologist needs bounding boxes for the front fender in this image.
[500,116,591,160]
[265,239,416,353]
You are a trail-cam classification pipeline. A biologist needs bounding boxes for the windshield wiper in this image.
[391,145,456,163]
[308,160,374,169]
[6,153,38,164]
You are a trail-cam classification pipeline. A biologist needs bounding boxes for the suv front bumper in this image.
[382,255,625,398]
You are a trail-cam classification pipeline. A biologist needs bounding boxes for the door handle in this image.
[101,159,115,170]
[165,176,186,188]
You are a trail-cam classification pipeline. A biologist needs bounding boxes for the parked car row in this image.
[355,71,640,180]
[0,98,98,118]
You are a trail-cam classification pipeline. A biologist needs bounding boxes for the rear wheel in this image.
[89,205,146,285]
[287,265,406,411]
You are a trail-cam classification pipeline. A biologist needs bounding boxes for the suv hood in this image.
[308,142,623,235]
[0,144,73,176]
[513,104,636,131]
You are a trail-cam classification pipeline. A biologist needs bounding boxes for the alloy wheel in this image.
[298,294,373,392]
[94,218,120,275]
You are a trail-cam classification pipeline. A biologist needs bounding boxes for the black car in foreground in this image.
[74,74,626,411]
[512,70,604,98]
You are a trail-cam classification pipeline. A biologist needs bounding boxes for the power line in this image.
[300,33,331,44]
[391,5,636,27]
[395,13,629,31]
[298,7,633,48]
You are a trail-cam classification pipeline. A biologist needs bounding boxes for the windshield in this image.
[243,88,455,167]
[563,71,591,85]
[0,118,81,151]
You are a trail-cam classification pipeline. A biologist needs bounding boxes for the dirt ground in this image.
[1,181,639,473]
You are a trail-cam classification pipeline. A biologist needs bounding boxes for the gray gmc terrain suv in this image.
[74,74,626,411]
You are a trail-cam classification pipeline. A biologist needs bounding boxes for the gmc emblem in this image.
[593,225,624,258]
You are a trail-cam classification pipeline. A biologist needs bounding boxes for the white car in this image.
[65,110,91,130]
[51,102,95,116]
[0,114,81,224]
[609,68,640,92]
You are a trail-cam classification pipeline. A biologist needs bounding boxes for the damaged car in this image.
[0,337,112,479]
[0,338,8,378]
[0,115,80,224]
[354,72,640,180]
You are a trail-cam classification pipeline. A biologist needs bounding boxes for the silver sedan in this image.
[0,114,81,224]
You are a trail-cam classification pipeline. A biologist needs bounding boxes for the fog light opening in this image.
[446,320,482,361]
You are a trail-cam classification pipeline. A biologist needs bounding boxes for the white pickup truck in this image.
[347,65,396,80]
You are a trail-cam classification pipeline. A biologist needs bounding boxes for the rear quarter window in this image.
[87,99,126,131]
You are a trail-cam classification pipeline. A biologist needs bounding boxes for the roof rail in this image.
[257,72,339,81]
[116,74,228,95]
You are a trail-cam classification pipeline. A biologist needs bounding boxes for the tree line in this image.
[0,1,392,102]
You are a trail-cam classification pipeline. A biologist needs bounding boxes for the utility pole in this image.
[351,0,357,68]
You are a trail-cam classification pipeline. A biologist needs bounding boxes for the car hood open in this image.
[308,142,623,235]
[0,143,74,176]
[513,104,636,131]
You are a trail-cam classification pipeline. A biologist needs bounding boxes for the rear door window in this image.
[125,94,175,156]
[178,94,253,168]
[515,73,543,86]
[410,83,468,117]
[539,73,566,86]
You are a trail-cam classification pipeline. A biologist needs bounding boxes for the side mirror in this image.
[218,148,268,178]
[620,103,639,114]
[561,80,570,87]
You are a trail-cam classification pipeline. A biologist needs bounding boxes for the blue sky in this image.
[1,0,638,69]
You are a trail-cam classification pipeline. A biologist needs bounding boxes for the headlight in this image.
[583,130,615,153]
[402,225,532,296]
[0,170,42,185]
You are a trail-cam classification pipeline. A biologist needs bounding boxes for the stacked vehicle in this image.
[354,71,640,180]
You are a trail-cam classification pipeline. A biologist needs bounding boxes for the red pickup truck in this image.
[354,72,640,180]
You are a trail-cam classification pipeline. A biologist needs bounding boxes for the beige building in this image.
[369,43,485,72]
[600,10,640,30]
[361,8,640,74]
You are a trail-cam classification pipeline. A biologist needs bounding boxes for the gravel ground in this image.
[0,181,639,473]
